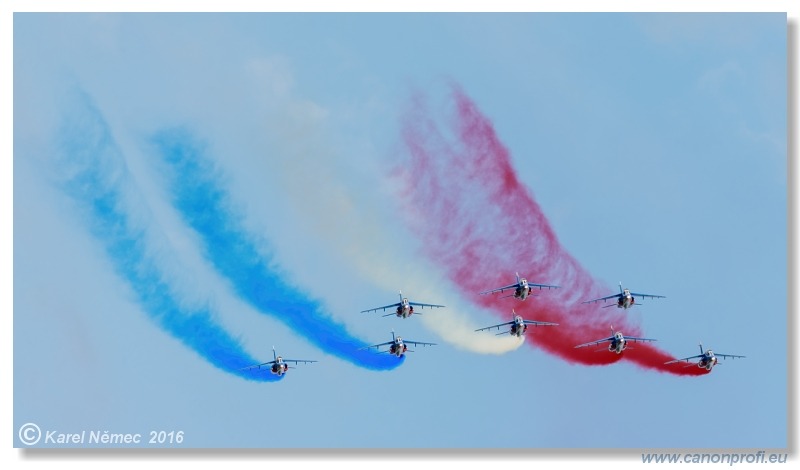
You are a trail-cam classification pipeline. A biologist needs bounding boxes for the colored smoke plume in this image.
[394,85,706,376]
[54,89,281,381]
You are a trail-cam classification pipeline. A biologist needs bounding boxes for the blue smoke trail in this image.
[54,90,281,381]
[151,129,404,370]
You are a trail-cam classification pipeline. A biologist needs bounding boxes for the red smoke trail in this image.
[394,86,706,376]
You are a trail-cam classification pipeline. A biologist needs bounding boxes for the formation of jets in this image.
[572,282,744,369]
[240,273,744,377]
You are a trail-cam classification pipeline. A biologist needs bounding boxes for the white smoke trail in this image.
[251,103,524,354]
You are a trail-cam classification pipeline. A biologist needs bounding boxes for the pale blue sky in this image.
[8,6,793,464]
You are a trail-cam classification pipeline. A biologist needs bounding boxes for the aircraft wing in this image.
[523,320,559,327]
[527,282,560,290]
[582,293,621,304]
[574,336,614,348]
[622,336,657,343]
[629,292,666,300]
[664,354,704,365]
[475,321,513,332]
[479,283,519,295]
[407,301,445,309]
[281,359,318,365]
[715,353,746,360]
[359,341,393,351]
[403,340,437,348]
[361,302,401,314]
[240,360,276,371]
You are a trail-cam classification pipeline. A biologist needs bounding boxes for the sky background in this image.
[7,4,793,463]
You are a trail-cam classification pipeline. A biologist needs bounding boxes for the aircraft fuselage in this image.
[510,316,528,337]
[509,323,528,337]
[396,306,413,317]
[389,342,408,357]
[396,299,413,317]
[609,335,627,354]
[515,287,533,300]
[698,355,717,370]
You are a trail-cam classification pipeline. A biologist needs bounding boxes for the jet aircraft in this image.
[664,343,745,371]
[240,347,317,376]
[479,272,559,301]
[574,326,657,354]
[361,331,436,357]
[475,309,558,337]
[582,282,665,309]
[361,291,445,318]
